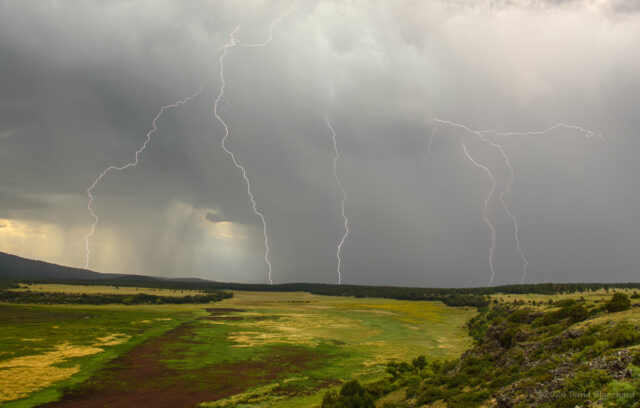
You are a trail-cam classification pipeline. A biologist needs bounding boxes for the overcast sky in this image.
[1,0,639,287]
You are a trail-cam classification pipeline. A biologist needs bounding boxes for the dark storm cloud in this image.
[0,0,639,286]
[205,212,227,223]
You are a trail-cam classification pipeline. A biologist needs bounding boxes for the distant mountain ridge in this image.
[0,251,210,282]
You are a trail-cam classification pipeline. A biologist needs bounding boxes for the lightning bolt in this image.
[424,123,446,186]
[325,114,349,285]
[212,6,295,285]
[462,144,497,286]
[84,88,202,269]
[326,82,349,284]
[476,123,604,141]
[432,119,600,284]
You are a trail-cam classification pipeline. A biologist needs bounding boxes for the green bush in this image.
[553,369,611,408]
[403,375,421,397]
[385,361,413,379]
[322,390,339,406]
[608,322,640,347]
[606,293,631,313]
[323,380,376,408]
[340,380,366,397]
[411,355,427,369]
[603,380,638,407]
[535,301,592,327]
[507,308,531,323]
[468,314,489,342]
[500,326,519,348]
[566,303,590,323]
[447,389,491,408]
[574,339,610,361]
[566,369,610,392]
[416,384,442,404]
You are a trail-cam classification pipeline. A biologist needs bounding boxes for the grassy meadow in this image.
[0,287,475,407]
[0,302,200,407]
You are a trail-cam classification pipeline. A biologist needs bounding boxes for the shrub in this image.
[500,326,519,348]
[565,369,611,393]
[340,380,366,397]
[403,375,421,397]
[604,380,638,407]
[386,361,413,379]
[412,355,427,369]
[416,384,443,404]
[554,369,611,408]
[606,293,631,313]
[322,390,339,406]
[448,390,491,408]
[608,322,640,347]
[507,308,531,323]
[574,339,610,361]
[323,380,376,408]
[566,303,590,323]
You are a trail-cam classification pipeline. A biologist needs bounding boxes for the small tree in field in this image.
[606,293,631,313]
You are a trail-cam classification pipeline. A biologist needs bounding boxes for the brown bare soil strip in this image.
[204,308,245,315]
[205,316,244,321]
[38,310,321,408]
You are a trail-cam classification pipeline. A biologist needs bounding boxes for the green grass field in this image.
[0,289,476,407]
[0,302,200,407]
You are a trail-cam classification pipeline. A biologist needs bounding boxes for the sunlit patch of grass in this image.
[93,333,130,347]
[0,303,199,407]
[573,307,640,329]
[227,312,362,348]
[132,319,153,324]
[0,342,103,403]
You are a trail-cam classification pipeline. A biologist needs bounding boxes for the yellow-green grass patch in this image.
[195,291,475,407]
[0,303,202,407]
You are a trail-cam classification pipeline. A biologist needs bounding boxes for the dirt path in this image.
[39,308,319,408]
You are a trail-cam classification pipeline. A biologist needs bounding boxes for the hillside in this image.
[323,292,640,408]
[0,251,207,282]
[0,251,120,280]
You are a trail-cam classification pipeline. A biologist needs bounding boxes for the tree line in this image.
[8,279,640,309]
[0,290,232,305]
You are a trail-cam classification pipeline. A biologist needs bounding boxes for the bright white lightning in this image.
[476,123,604,141]
[431,119,600,284]
[212,7,294,285]
[84,88,202,269]
[462,144,498,286]
[424,123,446,187]
[325,115,349,285]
